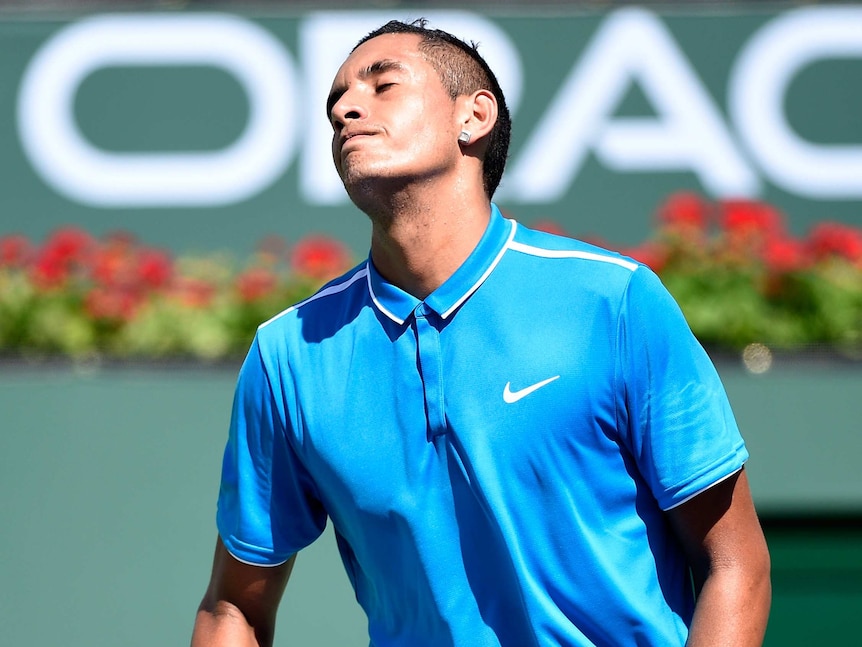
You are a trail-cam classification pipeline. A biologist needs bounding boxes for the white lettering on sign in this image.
[503,7,759,201]
[16,13,299,207]
[730,6,862,199]
[13,7,862,208]
[298,10,524,205]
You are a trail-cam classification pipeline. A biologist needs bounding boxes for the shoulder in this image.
[254,261,371,351]
[508,221,640,271]
[504,220,646,293]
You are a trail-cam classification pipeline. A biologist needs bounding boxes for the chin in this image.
[339,171,379,209]
[343,172,411,217]
[342,163,400,192]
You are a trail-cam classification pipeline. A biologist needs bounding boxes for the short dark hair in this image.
[355,19,512,199]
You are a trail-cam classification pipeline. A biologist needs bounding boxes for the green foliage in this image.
[579,192,862,354]
[2,193,861,360]
[0,229,353,361]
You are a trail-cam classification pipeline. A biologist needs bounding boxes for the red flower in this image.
[30,252,71,289]
[808,222,862,263]
[30,227,96,288]
[84,286,140,322]
[0,234,33,268]
[171,276,216,308]
[136,249,173,290]
[762,236,810,274]
[291,235,351,280]
[657,191,710,237]
[90,244,133,289]
[235,267,278,303]
[88,234,173,293]
[42,227,96,264]
[719,199,786,242]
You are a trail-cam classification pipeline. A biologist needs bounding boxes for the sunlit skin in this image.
[328,35,460,208]
[326,33,497,299]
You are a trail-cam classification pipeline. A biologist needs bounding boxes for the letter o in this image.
[17,13,299,207]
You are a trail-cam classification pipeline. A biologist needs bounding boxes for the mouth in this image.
[340,129,378,150]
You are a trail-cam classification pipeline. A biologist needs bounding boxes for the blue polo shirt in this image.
[217,204,748,647]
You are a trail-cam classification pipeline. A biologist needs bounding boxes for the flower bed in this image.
[622,193,862,354]
[2,193,860,361]
[0,229,353,360]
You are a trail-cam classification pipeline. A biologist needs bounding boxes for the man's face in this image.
[327,33,461,197]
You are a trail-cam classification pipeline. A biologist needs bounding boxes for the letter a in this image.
[505,7,759,202]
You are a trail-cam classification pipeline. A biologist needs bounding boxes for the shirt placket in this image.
[412,303,448,439]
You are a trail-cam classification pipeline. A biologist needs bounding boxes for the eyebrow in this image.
[326,59,408,119]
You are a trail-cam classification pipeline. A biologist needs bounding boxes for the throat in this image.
[369,204,491,300]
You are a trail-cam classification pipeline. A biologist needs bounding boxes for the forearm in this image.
[685,566,771,647]
[191,600,270,647]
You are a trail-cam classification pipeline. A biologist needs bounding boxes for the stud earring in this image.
[458,130,472,144]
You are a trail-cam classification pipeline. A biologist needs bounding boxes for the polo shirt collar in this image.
[366,203,516,325]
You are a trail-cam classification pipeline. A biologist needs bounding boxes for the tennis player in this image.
[192,19,771,647]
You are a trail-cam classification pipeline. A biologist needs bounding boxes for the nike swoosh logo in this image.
[503,375,560,403]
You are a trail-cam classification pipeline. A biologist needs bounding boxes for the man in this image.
[192,19,771,647]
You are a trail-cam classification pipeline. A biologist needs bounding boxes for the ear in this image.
[456,89,498,147]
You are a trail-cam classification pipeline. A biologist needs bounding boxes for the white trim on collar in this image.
[366,265,406,325]
[440,218,518,320]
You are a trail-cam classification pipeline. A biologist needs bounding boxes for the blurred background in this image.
[1,1,860,645]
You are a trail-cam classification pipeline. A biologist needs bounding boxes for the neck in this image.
[362,181,492,300]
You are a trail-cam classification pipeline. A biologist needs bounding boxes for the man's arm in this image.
[667,468,771,647]
[191,536,295,647]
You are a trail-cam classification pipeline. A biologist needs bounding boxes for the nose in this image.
[330,89,366,132]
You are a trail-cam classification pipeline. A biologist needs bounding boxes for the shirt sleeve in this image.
[618,265,749,511]
[216,334,327,565]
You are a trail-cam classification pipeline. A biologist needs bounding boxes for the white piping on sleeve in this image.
[223,543,293,568]
[663,466,745,511]
[507,240,639,272]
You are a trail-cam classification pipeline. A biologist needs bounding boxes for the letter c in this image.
[730,7,862,199]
